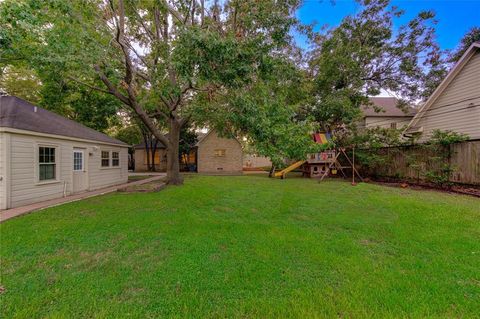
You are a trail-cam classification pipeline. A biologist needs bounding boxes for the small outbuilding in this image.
[196,130,243,174]
[0,96,129,210]
[133,139,168,172]
[133,130,243,174]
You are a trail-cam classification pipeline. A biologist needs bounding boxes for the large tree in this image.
[0,0,302,184]
[308,0,444,131]
[448,27,480,64]
[195,58,318,175]
[0,65,42,103]
[0,60,121,133]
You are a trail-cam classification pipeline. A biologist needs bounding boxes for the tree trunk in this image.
[166,119,184,185]
[268,165,276,178]
[150,140,158,172]
[143,133,151,171]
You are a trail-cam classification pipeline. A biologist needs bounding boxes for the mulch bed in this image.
[364,177,480,198]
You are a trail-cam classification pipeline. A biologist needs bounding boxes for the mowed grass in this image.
[1,175,479,318]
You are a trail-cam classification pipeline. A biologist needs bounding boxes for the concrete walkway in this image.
[0,175,165,223]
[128,172,167,176]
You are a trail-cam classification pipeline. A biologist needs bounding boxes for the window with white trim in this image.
[73,150,84,171]
[101,151,110,167]
[112,151,120,167]
[39,147,56,181]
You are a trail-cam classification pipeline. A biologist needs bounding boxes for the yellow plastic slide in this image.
[274,160,306,178]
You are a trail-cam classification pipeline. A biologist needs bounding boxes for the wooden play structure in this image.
[274,132,363,182]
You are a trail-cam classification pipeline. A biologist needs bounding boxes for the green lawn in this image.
[1,175,479,318]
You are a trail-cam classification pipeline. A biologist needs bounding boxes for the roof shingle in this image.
[362,97,417,117]
[0,96,127,146]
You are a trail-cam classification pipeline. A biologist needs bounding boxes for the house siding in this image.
[134,148,167,172]
[0,132,8,210]
[197,131,243,174]
[6,132,128,209]
[364,116,413,129]
[413,50,480,142]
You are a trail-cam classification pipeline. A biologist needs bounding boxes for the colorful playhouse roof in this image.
[312,132,332,145]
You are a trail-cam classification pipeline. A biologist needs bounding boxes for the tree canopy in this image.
[0,0,461,181]
[308,0,444,131]
[448,27,480,63]
[0,0,303,184]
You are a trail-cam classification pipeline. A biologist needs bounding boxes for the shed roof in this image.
[362,97,416,117]
[0,96,127,146]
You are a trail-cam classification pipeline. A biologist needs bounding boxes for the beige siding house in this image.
[404,42,480,141]
[360,97,416,130]
[133,141,167,172]
[0,96,128,210]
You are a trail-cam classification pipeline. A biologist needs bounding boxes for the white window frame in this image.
[36,144,59,184]
[101,150,110,167]
[73,150,85,172]
[111,151,120,167]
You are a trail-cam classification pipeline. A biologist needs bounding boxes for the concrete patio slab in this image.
[0,175,166,223]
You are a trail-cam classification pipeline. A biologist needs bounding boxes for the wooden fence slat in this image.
[360,140,480,186]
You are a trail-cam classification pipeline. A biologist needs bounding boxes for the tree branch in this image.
[161,0,188,25]
[93,65,130,105]
[66,76,112,94]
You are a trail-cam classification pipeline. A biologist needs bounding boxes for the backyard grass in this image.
[1,175,479,318]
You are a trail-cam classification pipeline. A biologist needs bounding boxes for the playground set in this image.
[273,132,363,183]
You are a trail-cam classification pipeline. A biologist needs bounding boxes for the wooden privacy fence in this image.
[357,140,480,186]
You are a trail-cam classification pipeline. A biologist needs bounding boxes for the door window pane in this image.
[73,151,83,171]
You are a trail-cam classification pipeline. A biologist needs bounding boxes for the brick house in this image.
[196,130,243,174]
[134,130,243,174]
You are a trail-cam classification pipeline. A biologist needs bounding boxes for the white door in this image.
[72,149,88,193]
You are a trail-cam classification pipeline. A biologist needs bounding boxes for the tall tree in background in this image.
[0,0,302,184]
[422,27,480,101]
[0,66,41,103]
[448,27,480,64]
[0,65,121,133]
[308,0,444,131]
[196,58,318,175]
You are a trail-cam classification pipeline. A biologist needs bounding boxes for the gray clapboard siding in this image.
[414,51,480,142]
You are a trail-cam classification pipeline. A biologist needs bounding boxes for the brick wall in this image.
[197,131,243,174]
